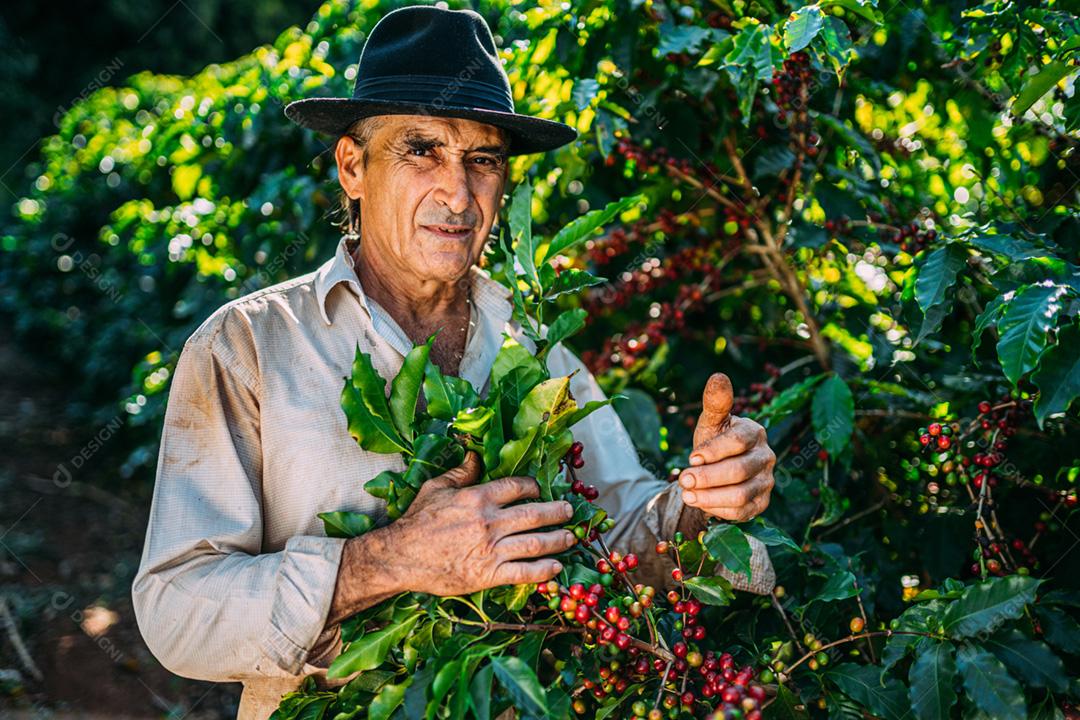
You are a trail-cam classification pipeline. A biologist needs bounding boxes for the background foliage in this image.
[2,0,1079,717]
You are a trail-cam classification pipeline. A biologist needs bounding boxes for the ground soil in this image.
[0,333,241,718]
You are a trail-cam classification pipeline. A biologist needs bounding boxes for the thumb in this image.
[430,450,482,491]
[693,373,734,449]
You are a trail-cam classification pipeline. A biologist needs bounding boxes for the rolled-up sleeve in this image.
[132,320,346,682]
[546,343,774,595]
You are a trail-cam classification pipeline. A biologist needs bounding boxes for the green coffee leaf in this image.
[368,679,411,720]
[984,629,1069,692]
[784,5,824,52]
[469,663,493,720]
[542,193,646,263]
[509,181,540,292]
[512,376,576,438]
[482,388,506,474]
[503,583,533,612]
[757,373,826,428]
[915,243,966,315]
[816,16,855,77]
[329,614,422,679]
[827,664,909,720]
[1030,321,1080,427]
[743,517,801,552]
[428,658,462,717]
[942,576,1042,639]
[401,434,464,491]
[541,308,587,355]
[342,347,408,454]
[1032,605,1080,654]
[492,337,543,387]
[364,469,399,500]
[452,405,495,436]
[909,641,957,720]
[701,523,753,580]
[317,511,375,539]
[813,570,859,604]
[683,575,735,606]
[491,656,548,718]
[956,643,1026,720]
[543,268,605,301]
[556,398,614,435]
[995,282,1069,385]
[1013,60,1073,116]
[424,361,479,421]
[492,425,542,478]
[811,374,854,457]
[389,337,433,444]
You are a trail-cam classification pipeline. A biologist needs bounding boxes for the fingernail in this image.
[563,501,574,516]
[684,490,697,504]
[564,531,575,544]
[552,561,563,573]
[689,454,704,466]
[679,473,695,489]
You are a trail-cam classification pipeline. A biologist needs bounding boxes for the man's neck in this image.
[350,242,470,326]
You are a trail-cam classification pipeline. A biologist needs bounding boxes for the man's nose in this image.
[432,158,472,216]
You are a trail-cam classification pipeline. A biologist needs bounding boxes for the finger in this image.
[681,474,772,516]
[687,416,763,468]
[492,558,564,586]
[476,475,541,506]
[427,450,482,491]
[700,487,772,523]
[693,372,734,450]
[495,528,578,560]
[680,446,772,491]
[497,499,575,535]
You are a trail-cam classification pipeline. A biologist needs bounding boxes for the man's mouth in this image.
[424,224,473,238]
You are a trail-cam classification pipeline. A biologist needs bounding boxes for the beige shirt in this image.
[132,236,774,719]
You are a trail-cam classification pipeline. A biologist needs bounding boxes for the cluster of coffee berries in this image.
[823,215,852,235]
[893,222,937,255]
[701,656,767,719]
[731,367,780,416]
[565,441,601,503]
[704,11,732,29]
[611,139,731,198]
[800,632,830,671]
[917,421,957,452]
[566,440,587,470]
[772,52,812,121]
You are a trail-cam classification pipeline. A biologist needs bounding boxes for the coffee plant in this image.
[271,184,788,718]
[2,0,1079,717]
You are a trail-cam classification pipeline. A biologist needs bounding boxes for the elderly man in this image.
[132,6,776,718]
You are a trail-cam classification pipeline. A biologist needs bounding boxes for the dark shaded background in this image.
[0,3,319,717]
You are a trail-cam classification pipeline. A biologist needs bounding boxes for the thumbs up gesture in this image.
[678,373,776,523]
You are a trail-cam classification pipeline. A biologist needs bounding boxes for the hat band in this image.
[353,74,514,113]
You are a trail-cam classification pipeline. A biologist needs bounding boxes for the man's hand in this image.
[678,373,776,523]
[389,450,577,596]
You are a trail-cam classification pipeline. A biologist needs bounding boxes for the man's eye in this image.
[409,147,430,157]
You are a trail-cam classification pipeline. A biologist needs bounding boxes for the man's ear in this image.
[334,136,366,202]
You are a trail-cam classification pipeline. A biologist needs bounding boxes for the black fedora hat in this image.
[284,4,578,156]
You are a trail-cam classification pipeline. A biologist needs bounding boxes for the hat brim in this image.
[284,97,578,156]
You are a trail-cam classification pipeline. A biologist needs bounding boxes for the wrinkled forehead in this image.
[373,114,509,151]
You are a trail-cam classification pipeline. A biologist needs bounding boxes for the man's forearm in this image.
[325,523,409,628]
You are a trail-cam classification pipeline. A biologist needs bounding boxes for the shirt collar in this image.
[314,235,514,335]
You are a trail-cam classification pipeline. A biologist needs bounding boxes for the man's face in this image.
[336,114,509,284]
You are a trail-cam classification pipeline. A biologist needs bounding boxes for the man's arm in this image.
[545,344,775,595]
[132,327,348,681]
